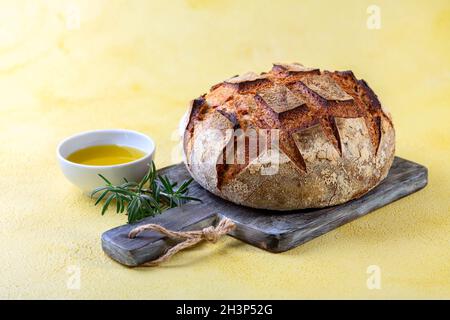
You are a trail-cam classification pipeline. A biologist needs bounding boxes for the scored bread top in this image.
[183,63,392,190]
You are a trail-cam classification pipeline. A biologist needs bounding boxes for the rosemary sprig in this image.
[91,161,200,223]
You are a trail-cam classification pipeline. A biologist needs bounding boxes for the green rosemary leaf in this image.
[105,187,135,198]
[94,189,110,206]
[140,194,159,208]
[127,196,138,222]
[150,161,157,179]
[98,174,112,186]
[159,175,173,193]
[116,193,121,213]
[92,161,201,224]
[90,186,108,198]
[139,163,154,190]
[120,181,139,189]
[119,197,125,213]
[153,184,161,202]
[102,194,115,215]
[176,178,193,194]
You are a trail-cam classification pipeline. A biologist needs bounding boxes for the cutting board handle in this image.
[101,203,223,267]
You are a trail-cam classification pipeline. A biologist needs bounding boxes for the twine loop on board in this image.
[128,217,236,267]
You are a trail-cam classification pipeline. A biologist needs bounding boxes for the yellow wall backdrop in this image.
[0,0,449,299]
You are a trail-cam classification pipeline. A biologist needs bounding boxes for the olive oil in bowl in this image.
[67,145,146,166]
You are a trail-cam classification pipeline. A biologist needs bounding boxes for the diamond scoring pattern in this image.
[194,63,387,187]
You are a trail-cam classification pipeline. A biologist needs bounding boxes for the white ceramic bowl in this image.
[57,129,155,193]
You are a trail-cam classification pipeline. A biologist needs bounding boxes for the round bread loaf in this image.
[181,63,395,210]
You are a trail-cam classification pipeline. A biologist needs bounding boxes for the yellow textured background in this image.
[0,0,449,299]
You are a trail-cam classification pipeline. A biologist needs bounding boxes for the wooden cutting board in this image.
[102,157,427,266]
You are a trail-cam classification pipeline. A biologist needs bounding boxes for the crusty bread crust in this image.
[182,63,395,210]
